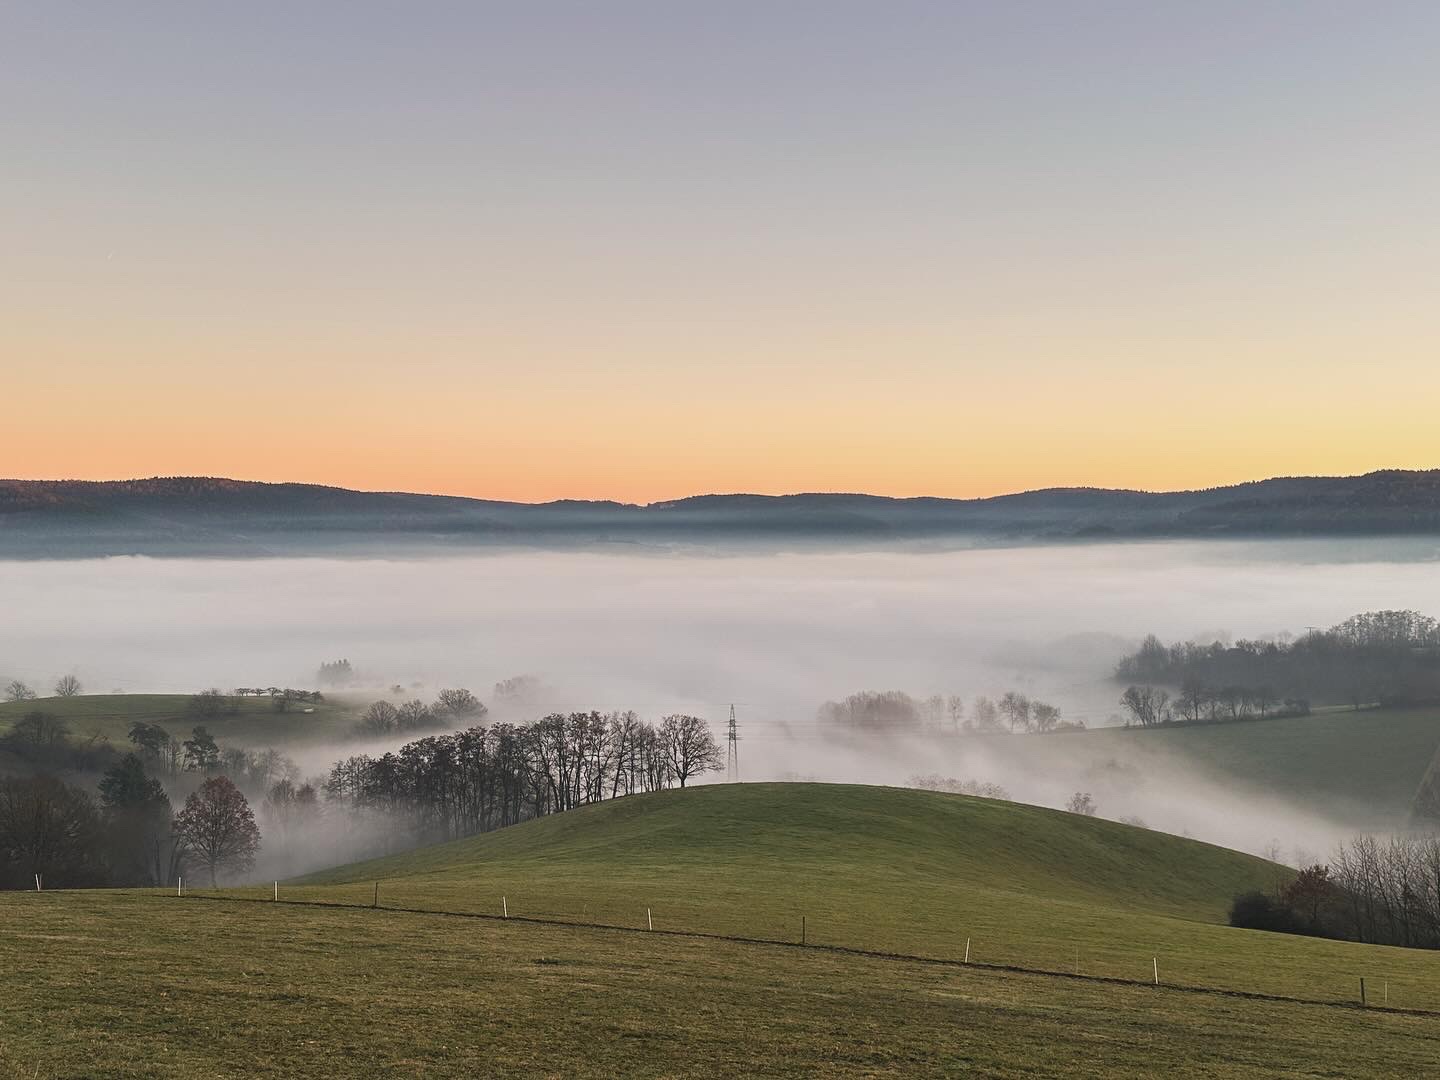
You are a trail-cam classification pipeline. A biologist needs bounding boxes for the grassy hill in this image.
[5,783,1439,1077]
[0,693,365,750]
[297,782,1276,920]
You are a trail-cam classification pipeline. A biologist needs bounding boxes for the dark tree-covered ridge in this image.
[7,470,1440,556]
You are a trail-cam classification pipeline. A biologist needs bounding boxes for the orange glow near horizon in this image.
[6,6,1440,500]
[6,283,1438,502]
[7,296,1439,502]
[5,305,1440,503]
[3,332,1435,504]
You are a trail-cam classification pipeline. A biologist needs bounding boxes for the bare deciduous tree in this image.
[0,775,107,887]
[1119,685,1171,728]
[357,701,399,735]
[659,714,723,788]
[971,696,1002,732]
[263,778,320,855]
[998,691,1032,733]
[1030,701,1061,733]
[4,681,36,703]
[1065,792,1097,816]
[1281,864,1334,926]
[946,695,966,733]
[1176,678,1208,723]
[923,694,945,732]
[173,776,261,887]
[396,700,435,731]
[435,688,485,719]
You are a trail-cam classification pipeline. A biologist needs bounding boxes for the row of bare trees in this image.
[1329,836,1440,948]
[1118,683,1309,728]
[3,675,82,702]
[907,774,1011,799]
[326,712,722,847]
[353,688,485,737]
[817,690,1073,735]
[1231,835,1440,950]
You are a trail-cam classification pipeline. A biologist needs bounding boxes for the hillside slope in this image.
[298,782,1275,922]
[983,707,1440,833]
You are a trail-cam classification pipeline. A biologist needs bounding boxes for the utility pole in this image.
[726,704,740,783]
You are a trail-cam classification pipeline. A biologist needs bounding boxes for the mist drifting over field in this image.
[4,536,1440,864]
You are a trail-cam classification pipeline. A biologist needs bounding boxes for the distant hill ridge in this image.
[2,469,1439,556]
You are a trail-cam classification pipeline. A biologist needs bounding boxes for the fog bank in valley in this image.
[4,536,1439,868]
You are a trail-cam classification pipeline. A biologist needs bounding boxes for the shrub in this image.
[1228,891,1296,933]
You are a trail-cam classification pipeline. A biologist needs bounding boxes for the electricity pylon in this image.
[726,704,740,783]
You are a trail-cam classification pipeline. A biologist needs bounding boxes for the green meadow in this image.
[0,693,365,750]
[5,784,1440,1077]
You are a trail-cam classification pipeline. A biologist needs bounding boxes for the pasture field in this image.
[998,705,1440,828]
[0,693,366,750]
[2,888,1438,1079]
[1094,706,1440,822]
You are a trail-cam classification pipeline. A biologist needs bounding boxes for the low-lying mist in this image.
[4,536,1440,874]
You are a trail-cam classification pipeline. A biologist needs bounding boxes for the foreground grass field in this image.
[6,784,1440,1076]
[0,693,365,749]
[2,890,1438,1079]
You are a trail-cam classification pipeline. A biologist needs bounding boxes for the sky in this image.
[4,1,1439,503]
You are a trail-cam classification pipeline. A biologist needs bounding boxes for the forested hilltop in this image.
[3,470,1440,556]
